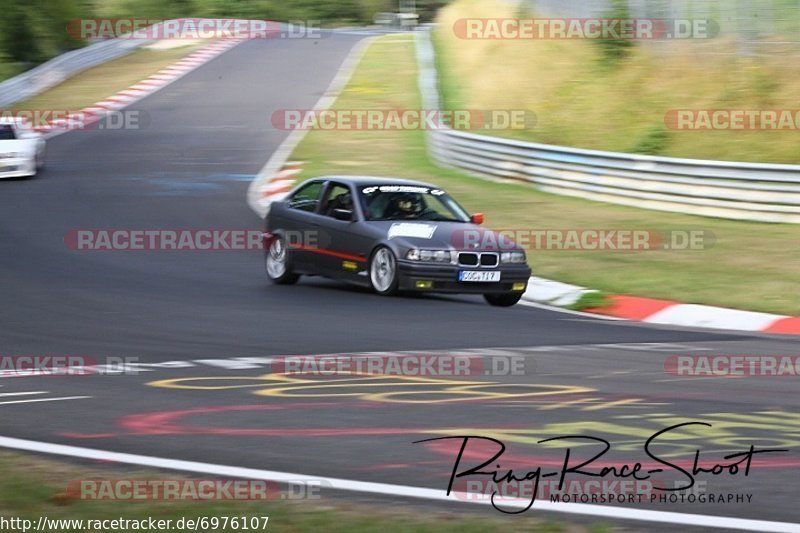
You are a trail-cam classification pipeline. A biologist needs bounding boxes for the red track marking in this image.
[764,317,800,335]
[56,403,800,468]
[587,295,678,321]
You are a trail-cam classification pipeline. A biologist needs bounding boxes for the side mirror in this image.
[332,208,354,221]
[470,213,484,225]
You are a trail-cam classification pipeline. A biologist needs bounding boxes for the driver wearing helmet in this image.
[326,191,353,217]
[335,191,353,211]
[389,192,423,219]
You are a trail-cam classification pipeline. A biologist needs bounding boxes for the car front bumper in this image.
[0,157,36,178]
[397,260,531,294]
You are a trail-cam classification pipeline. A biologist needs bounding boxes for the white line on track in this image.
[0,436,796,532]
[0,391,47,397]
[0,396,91,406]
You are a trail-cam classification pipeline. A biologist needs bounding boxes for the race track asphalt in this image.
[0,32,798,532]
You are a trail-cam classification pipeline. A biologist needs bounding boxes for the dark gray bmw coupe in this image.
[262,176,532,306]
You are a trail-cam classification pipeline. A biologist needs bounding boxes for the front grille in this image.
[458,252,498,267]
[480,253,499,267]
[458,252,478,266]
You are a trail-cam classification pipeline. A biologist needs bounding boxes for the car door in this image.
[277,180,325,272]
[307,182,354,278]
[317,182,374,283]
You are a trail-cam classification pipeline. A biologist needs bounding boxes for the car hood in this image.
[369,220,523,251]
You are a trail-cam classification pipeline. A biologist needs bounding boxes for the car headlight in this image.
[406,249,454,263]
[500,251,526,264]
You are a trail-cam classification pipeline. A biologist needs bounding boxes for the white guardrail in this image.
[415,29,800,224]
[0,38,152,108]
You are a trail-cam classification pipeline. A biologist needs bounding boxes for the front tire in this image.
[265,235,299,285]
[484,292,522,307]
[369,246,399,296]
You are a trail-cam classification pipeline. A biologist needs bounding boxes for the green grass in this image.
[11,44,204,112]
[433,0,800,164]
[569,291,611,311]
[289,35,800,315]
[0,61,25,83]
[0,451,597,532]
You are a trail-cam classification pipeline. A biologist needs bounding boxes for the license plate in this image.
[459,270,501,282]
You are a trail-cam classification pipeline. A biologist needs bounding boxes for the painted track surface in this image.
[0,34,798,531]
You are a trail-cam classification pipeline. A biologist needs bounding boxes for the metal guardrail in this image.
[415,29,800,224]
[0,38,151,108]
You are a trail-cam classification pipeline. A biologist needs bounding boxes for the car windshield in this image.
[0,125,16,140]
[359,184,470,222]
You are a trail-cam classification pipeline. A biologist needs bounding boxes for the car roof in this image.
[308,175,439,189]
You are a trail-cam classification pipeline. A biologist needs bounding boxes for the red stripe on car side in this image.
[291,244,366,263]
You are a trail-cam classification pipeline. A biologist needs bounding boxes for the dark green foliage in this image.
[596,0,635,65]
[1,0,43,63]
[631,125,671,155]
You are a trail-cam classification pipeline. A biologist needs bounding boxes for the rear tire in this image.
[265,235,299,285]
[484,292,522,307]
[369,246,399,296]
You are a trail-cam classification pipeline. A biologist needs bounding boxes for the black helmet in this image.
[393,192,422,217]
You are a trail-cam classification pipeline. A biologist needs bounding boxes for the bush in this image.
[1,0,42,63]
[595,0,635,65]
[417,0,452,23]
[631,125,671,155]
[1,0,408,77]
[112,0,389,24]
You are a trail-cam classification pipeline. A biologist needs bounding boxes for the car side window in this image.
[287,181,324,212]
[0,124,16,141]
[321,184,354,218]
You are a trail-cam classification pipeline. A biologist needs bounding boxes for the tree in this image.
[1,0,42,63]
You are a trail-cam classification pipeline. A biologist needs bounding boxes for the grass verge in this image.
[10,43,205,112]
[0,451,600,532]
[569,292,611,312]
[434,0,800,164]
[288,35,799,315]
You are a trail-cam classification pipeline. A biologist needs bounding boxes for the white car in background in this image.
[0,117,46,178]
